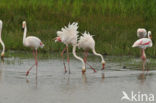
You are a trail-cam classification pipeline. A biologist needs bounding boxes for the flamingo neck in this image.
[92,49,105,64]
[72,45,85,69]
[148,31,152,39]
[0,24,5,56]
[23,25,27,43]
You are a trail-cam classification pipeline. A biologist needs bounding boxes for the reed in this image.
[0,0,156,56]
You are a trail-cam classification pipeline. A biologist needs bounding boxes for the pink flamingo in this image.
[0,20,5,60]
[78,31,106,72]
[132,31,152,70]
[22,21,44,76]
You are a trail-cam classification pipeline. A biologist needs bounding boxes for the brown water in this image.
[0,56,156,103]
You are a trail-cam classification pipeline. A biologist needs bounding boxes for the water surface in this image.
[0,55,156,103]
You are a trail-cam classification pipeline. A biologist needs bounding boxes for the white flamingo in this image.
[55,22,87,73]
[0,20,5,60]
[78,31,106,71]
[55,22,96,73]
[22,21,44,76]
[55,22,78,73]
[132,31,152,70]
[137,28,147,38]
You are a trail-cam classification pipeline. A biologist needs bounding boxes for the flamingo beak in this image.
[150,35,152,39]
[1,53,4,61]
[22,24,24,30]
[102,63,105,70]
[54,37,62,42]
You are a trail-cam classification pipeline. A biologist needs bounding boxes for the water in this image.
[0,55,156,103]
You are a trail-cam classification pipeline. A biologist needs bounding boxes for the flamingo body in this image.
[56,22,78,45]
[78,32,95,50]
[132,38,152,49]
[23,36,44,49]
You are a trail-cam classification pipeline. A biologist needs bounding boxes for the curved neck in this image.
[92,49,105,63]
[0,26,5,55]
[23,25,27,43]
[72,45,85,68]
[148,31,151,39]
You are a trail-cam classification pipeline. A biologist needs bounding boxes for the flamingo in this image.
[55,22,95,73]
[78,31,106,71]
[22,21,44,76]
[55,22,79,73]
[0,20,5,60]
[137,28,147,38]
[132,31,152,70]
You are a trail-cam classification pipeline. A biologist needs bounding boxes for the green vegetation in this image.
[0,0,156,56]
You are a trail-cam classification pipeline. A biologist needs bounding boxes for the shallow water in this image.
[0,55,156,103]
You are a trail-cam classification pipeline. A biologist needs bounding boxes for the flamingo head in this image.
[54,37,62,42]
[102,61,106,70]
[82,68,86,74]
[22,21,26,29]
[148,31,152,39]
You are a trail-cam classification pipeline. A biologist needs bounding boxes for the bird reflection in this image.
[82,73,87,83]
[101,72,105,82]
[138,72,146,84]
[25,64,38,88]
[0,62,4,82]
[142,60,146,71]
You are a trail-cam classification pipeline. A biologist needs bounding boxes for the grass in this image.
[0,0,156,56]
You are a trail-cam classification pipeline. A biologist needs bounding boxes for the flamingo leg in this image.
[61,47,67,73]
[83,51,96,72]
[35,50,38,77]
[26,49,36,76]
[141,49,146,71]
[66,46,70,74]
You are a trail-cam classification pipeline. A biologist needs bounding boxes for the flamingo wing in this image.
[24,36,44,49]
[132,38,152,48]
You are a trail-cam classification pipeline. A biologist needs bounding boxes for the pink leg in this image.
[83,51,96,72]
[26,49,36,76]
[141,49,146,71]
[66,46,70,74]
[61,47,67,73]
[35,50,38,77]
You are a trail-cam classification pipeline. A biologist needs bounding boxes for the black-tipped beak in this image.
[1,56,4,62]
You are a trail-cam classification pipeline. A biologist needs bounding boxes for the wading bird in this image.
[132,31,152,70]
[137,28,147,38]
[55,23,96,73]
[78,31,106,71]
[22,21,44,76]
[55,22,86,73]
[0,20,5,60]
